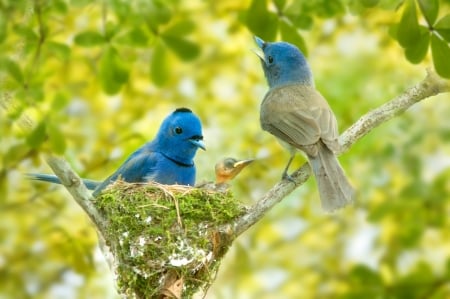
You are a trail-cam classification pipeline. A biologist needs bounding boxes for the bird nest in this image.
[94,181,245,299]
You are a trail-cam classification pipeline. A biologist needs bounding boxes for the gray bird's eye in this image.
[268,56,273,63]
[174,127,183,134]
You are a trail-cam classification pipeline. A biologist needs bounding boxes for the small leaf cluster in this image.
[0,0,202,99]
[392,0,450,78]
[242,0,450,78]
[70,0,201,91]
[244,0,344,56]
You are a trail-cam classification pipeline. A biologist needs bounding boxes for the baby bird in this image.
[197,157,254,192]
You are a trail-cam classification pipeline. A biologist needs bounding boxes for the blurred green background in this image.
[1,0,450,298]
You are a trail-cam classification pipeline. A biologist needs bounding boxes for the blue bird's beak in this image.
[189,138,206,151]
[253,36,266,62]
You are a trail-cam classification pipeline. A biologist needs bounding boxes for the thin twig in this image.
[27,0,46,88]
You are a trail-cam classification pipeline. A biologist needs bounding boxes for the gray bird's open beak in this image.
[189,138,206,151]
[252,36,266,62]
[254,36,265,48]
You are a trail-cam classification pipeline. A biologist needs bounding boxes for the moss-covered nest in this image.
[94,181,245,299]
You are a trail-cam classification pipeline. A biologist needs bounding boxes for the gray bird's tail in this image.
[308,143,354,212]
[27,173,100,190]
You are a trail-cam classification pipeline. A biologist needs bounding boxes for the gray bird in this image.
[254,37,354,212]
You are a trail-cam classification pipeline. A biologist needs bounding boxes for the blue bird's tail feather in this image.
[27,173,100,190]
[308,142,354,212]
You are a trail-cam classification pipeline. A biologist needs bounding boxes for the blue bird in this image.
[29,108,205,197]
[254,37,354,212]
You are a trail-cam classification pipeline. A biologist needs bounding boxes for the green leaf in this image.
[397,0,421,48]
[147,0,172,30]
[401,262,433,284]
[388,23,398,39]
[0,58,24,84]
[285,13,313,30]
[391,262,434,298]
[318,0,346,17]
[3,143,30,169]
[52,0,68,14]
[105,21,120,41]
[348,0,383,14]
[367,202,391,222]
[150,42,169,86]
[349,264,383,286]
[404,26,429,64]
[361,0,380,7]
[48,123,66,154]
[99,46,129,94]
[45,41,71,60]
[445,258,450,279]
[161,36,200,61]
[0,15,6,43]
[51,93,69,111]
[418,0,438,26]
[435,14,450,42]
[15,83,44,104]
[115,27,149,47]
[13,25,39,42]
[273,0,287,11]
[399,214,425,247]
[163,20,196,36]
[109,0,131,23]
[431,34,450,78]
[70,0,92,6]
[27,121,47,149]
[245,0,278,41]
[279,20,308,56]
[74,31,105,47]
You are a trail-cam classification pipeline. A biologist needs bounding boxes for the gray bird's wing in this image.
[260,84,340,156]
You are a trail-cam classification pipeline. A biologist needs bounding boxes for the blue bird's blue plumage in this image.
[93,108,204,196]
[28,108,205,197]
[27,173,101,190]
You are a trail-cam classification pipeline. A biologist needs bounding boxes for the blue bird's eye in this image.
[174,127,183,134]
[268,56,273,63]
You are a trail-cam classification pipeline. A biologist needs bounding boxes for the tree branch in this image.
[44,155,108,234]
[232,69,450,237]
[339,69,450,153]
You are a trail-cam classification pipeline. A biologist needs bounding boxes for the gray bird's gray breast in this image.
[260,84,341,155]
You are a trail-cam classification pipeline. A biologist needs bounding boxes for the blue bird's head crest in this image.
[254,37,313,88]
[155,108,205,165]
[174,107,192,113]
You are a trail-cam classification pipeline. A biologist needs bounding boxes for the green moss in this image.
[94,182,244,298]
